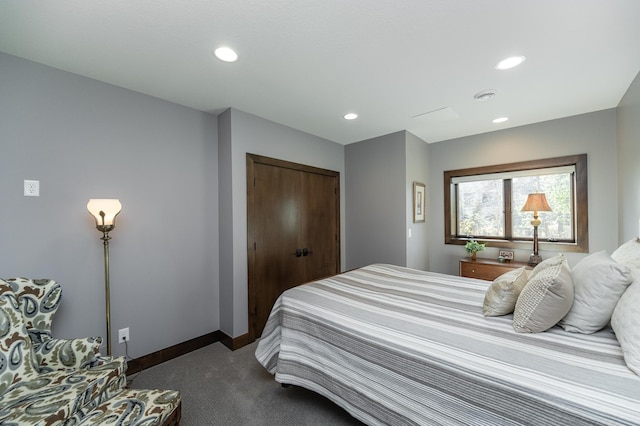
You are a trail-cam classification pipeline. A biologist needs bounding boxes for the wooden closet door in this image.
[252,163,305,341]
[247,154,340,342]
[301,171,339,282]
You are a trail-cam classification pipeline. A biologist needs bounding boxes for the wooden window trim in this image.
[444,154,588,253]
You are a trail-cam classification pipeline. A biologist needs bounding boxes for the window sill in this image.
[446,238,587,253]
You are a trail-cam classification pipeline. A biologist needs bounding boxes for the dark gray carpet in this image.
[130,342,365,425]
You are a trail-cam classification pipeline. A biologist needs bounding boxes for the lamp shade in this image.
[521,193,552,212]
[87,199,122,226]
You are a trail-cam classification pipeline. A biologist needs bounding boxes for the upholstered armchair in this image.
[10,277,116,373]
[0,277,181,425]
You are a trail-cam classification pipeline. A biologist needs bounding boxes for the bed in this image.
[255,263,640,425]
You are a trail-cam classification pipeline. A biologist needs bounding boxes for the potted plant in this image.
[465,240,485,261]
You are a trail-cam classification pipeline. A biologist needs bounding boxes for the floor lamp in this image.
[521,193,552,267]
[87,199,122,356]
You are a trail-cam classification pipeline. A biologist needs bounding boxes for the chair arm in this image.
[33,336,103,373]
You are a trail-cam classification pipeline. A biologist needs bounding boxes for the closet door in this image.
[252,162,305,340]
[247,154,340,342]
[301,171,339,282]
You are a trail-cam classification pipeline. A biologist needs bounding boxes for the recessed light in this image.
[474,90,497,101]
[344,113,358,120]
[492,117,509,124]
[495,56,525,70]
[214,47,238,62]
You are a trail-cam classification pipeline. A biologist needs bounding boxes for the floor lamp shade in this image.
[87,198,121,357]
[87,199,122,229]
[521,193,552,266]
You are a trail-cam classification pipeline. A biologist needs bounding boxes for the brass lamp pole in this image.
[521,193,552,266]
[87,199,122,356]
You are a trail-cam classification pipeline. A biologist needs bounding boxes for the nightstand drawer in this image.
[459,258,529,281]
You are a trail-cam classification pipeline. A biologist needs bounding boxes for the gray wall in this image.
[218,108,345,337]
[617,71,640,242]
[217,109,234,334]
[0,53,219,357]
[427,109,619,275]
[345,130,430,271]
[345,131,407,270]
[406,132,430,270]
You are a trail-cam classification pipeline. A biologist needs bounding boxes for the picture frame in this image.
[499,250,514,262]
[413,182,426,223]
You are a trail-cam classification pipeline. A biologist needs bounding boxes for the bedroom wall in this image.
[427,109,619,276]
[0,53,220,358]
[345,131,407,270]
[617,70,640,243]
[217,109,234,335]
[217,108,345,338]
[406,132,430,271]
[345,130,430,271]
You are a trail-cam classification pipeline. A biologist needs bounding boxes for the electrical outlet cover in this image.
[118,327,130,342]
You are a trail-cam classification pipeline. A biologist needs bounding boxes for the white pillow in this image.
[612,238,640,280]
[483,267,528,317]
[611,279,640,376]
[559,251,632,334]
[528,253,567,281]
[513,258,573,333]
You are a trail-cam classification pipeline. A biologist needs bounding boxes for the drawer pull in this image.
[471,269,475,273]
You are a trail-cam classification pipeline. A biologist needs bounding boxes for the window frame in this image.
[444,154,588,253]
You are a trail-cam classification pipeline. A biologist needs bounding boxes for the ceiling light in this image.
[492,117,509,124]
[344,113,358,120]
[474,90,497,102]
[214,47,238,62]
[495,56,526,70]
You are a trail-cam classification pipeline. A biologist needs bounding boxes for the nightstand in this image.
[459,257,530,281]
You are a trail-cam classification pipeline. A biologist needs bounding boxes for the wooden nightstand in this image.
[459,257,530,281]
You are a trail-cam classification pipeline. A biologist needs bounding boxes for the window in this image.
[444,154,588,253]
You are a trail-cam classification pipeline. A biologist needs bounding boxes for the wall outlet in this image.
[118,327,130,343]
[24,180,40,197]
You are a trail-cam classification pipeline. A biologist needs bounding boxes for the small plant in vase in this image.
[465,240,485,261]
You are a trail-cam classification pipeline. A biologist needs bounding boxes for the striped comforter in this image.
[255,264,640,425]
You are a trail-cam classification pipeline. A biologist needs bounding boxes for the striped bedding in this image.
[255,264,640,425]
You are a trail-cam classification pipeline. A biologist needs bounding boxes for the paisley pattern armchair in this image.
[0,278,181,425]
[11,277,107,372]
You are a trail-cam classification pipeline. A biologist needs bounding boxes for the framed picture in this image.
[413,182,426,223]
[499,250,514,262]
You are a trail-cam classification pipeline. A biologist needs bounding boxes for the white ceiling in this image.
[1,1,639,145]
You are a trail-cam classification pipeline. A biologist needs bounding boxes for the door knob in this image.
[302,248,312,256]
[295,249,302,257]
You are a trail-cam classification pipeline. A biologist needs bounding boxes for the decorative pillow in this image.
[559,251,632,333]
[513,259,573,333]
[527,254,567,281]
[483,267,529,316]
[611,279,640,376]
[33,336,102,372]
[611,238,640,280]
[0,280,39,394]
